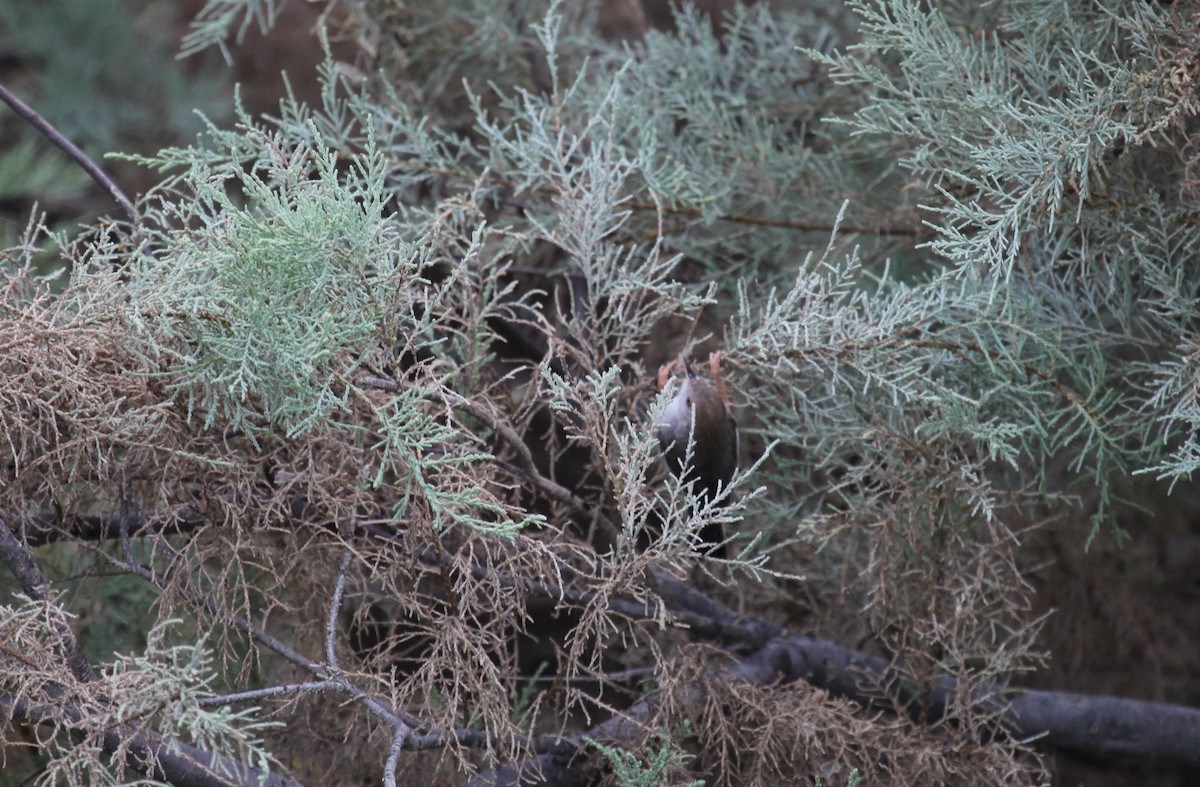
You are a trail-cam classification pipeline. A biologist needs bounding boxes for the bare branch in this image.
[197,682,344,707]
[19,506,207,547]
[384,726,407,787]
[0,81,137,223]
[326,546,353,671]
[119,555,419,731]
[0,515,96,682]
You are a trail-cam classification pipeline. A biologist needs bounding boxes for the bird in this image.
[655,352,739,556]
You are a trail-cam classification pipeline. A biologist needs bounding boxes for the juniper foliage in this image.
[3,0,1200,785]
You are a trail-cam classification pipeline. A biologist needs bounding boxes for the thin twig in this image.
[1,516,296,786]
[624,197,926,237]
[359,374,588,513]
[326,546,353,671]
[104,545,566,757]
[107,529,579,759]
[198,681,343,707]
[0,82,137,223]
[377,156,925,238]
[111,551,415,730]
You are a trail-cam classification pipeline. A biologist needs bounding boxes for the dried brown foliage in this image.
[0,209,1053,786]
[8,2,1200,787]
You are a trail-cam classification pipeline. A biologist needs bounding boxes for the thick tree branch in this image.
[469,633,1200,786]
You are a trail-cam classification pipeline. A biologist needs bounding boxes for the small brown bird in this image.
[656,352,739,556]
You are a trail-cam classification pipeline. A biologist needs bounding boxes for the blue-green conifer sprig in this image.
[820,0,1195,281]
[10,2,1200,781]
[182,0,284,62]
[111,123,407,438]
[809,0,1200,524]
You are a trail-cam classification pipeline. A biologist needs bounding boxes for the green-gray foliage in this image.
[4,0,1200,783]
[585,725,703,787]
[813,0,1200,518]
[0,600,279,786]
[182,0,287,61]
[120,131,401,434]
